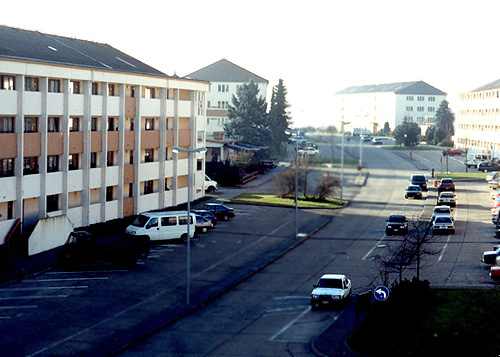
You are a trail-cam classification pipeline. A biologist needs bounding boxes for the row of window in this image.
[405,106,435,112]
[207,100,230,109]
[460,108,500,115]
[457,123,500,132]
[405,96,436,102]
[463,90,500,101]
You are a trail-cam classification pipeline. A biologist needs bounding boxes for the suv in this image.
[310,274,351,309]
[385,215,408,235]
[437,178,455,193]
[410,175,428,191]
[477,161,500,172]
[432,216,455,235]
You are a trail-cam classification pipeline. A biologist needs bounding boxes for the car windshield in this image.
[131,215,149,227]
[408,186,420,191]
[412,176,426,182]
[318,278,343,289]
[434,208,450,214]
[388,215,406,222]
[441,179,453,184]
[435,217,452,224]
[441,193,454,198]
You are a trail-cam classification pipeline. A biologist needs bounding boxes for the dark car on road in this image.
[410,174,428,191]
[385,215,408,235]
[405,185,423,199]
[203,203,235,221]
[481,246,500,265]
[437,178,455,193]
[59,231,150,268]
[477,161,500,172]
[192,209,218,225]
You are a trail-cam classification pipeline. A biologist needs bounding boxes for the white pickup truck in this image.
[205,175,218,193]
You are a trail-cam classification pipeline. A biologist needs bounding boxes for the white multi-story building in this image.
[335,81,446,133]
[186,59,268,161]
[0,25,208,236]
[455,79,500,157]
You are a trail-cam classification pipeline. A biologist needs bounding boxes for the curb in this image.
[228,200,345,210]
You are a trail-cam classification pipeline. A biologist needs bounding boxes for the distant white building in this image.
[335,81,447,134]
[186,59,268,161]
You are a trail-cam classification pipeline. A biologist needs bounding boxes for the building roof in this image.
[0,25,166,77]
[186,58,268,83]
[337,81,446,95]
[472,78,500,92]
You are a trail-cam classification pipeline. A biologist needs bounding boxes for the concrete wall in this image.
[28,214,73,256]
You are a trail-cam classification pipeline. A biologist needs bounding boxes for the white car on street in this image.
[437,192,456,207]
[310,274,351,309]
[431,206,453,222]
[432,216,455,235]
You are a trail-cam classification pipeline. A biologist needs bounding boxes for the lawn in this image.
[230,193,344,209]
[383,144,443,151]
[436,171,486,181]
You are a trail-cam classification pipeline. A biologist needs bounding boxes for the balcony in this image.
[125,131,135,150]
[108,96,120,116]
[47,93,64,116]
[139,162,159,181]
[91,132,102,152]
[0,176,16,201]
[141,98,161,116]
[91,95,103,116]
[0,133,16,159]
[178,100,191,117]
[69,132,83,154]
[124,164,134,183]
[125,96,136,118]
[0,90,17,115]
[108,132,119,151]
[69,94,84,115]
[23,92,42,115]
[24,133,41,157]
[123,197,134,217]
[179,129,191,147]
[141,131,160,149]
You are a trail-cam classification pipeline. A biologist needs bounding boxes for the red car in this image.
[446,148,463,156]
[490,266,500,281]
[437,178,455,193]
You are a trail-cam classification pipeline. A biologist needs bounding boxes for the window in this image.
[0,158,14,177]
[165,178,171,191]
[0,75,15,90]
[46,194,59,212]
[417,96,424,101]
[0,117,14,133]
[47,155,59,172]
[406,106,413,111]
[25,77,39,92]
[90,152,98,168]
[128,183,133,197]
[417,106,424,112]
[91,117,98,131]
[108,83,116,96]
[161,216,177,226]
[70,80,81,94]
[197,130,204,143]
[207,100,211,107]
[145,217,157,229]
[92,82,99,95]
[428,96,435,102]
[106,186,114,201]
[145,118,155,131]
[144,149,154,163]
[24,117,38,133]
[129,86,135,98]
[68,154,79,170]
[69,117,80,132]
[428,107,435,112]
[143,180,154,194]
[406,96,413,101]
[197,159,203,171]
[129,150,134,164]
[179,215,193,225]
[48,117,60,132]
[6,201,13,220]
[129,118,134,131]
[23,157,38,175]
[107,117,116,131]
[107,151,115,166]
[48,79,61,93]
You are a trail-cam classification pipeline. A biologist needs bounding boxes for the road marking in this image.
[0,316,11,319]
[0,295,68,300]
[0,305,38,310]
[148,255,161,258]
[362,235,385,260]
[273,296,310,301]
[438,235,452,262]
[46,270,127,274]
[24,277,109,282]
[265,306,309,314]
[270,306,311,341]
[0,286,88,292]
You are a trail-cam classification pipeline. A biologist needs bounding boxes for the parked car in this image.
[310,274,351,309]
[371,137,384,145]
[126,211,196,241]
[203,203,235,221]
[432,216,455,235]
[385,215,408,235]
[195,215,214,233]
[437,192,456,207]
[59,231,150,268]
[205,175,218,193]
[260,160,278,170]
[298,146,320,155]
[405,185,423,199]
[361,135,373,143]
[410,174,428,191]
[490,266,500,280]
[437,178,455,193]
[192,209,218,225]
[446,148,464,156]
[481,246,500,265]
[477,161,500,172]
[431,206,453,222]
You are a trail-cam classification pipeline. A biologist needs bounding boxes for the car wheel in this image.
[207,186,215,193]
[180,233,188,242]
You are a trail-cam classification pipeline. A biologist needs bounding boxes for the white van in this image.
[126,211,196,241]
[205,175,218,193]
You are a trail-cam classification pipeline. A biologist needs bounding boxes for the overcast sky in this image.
[3,0,500,127]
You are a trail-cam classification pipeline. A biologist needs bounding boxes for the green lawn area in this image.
[383,144,443,151]
[230,193,344,209]
[307,156,358,167]
[436,171,486,181]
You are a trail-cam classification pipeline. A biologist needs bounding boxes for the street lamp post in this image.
[172,145,207,305]
[295,139,299,239]
[340,121,350,201]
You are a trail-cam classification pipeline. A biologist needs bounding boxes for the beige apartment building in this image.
[0,25,208,239]
[455,79,500,157]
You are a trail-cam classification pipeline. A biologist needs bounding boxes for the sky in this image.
[3,0,500,127]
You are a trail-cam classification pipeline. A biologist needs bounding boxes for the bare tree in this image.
[315,173,340,200]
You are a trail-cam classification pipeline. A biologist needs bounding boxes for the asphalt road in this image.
[122,140,498,356]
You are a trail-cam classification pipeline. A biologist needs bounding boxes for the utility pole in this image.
[340,121,350,202]
[295,139,298,238]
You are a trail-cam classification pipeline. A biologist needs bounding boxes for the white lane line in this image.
[0,305,38,310]
[0,316,11,319]
[269,306,311,341]
[438,235,452,262]
[362,235,385,260]
[0,295,68,300]
[265,306,309,314]
[0,286,88,292]
[46,270,126,275]
[24,277,108,282]
[148,255,161,258]
[273,296,310,301]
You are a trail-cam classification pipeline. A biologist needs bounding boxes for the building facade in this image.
[455,79,500,157]
[186,59,267,161]
[335,81,446,134]
[0,26,208,234]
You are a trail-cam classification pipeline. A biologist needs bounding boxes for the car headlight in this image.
[387,225,392,228]
[311,294,319,299]
[332,295,340,300]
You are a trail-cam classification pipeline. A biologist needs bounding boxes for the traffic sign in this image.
[373,285,390,302]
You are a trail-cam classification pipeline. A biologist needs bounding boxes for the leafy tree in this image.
[225,81,270,147]
[434,100,455,144]
[268,79,292,157]
[394,122,421,147]
[424,125,437,144]
[382,122,391,135]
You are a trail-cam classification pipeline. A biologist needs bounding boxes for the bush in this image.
[315,174,340,200]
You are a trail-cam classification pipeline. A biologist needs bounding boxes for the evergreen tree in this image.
[424,125,437,144]
[225,81,270,147]
[394,122,421,147]
[383,122,391,135]
[434,100,455,144]
[268,79,292,157]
